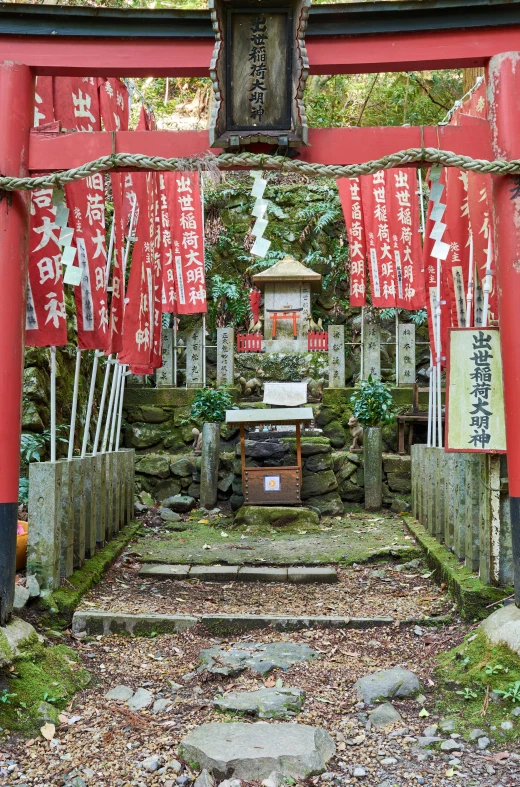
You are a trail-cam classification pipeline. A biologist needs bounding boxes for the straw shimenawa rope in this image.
[1,147,520,191]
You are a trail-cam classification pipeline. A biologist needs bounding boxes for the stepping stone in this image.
[237,567,288,583]
[139,564,190,578]
[128,688,153,710]
[105,685,134,701]
[287,567,337,584]
[214,687,305,719]
[190,566,239,581]
[199,641,318,677]
[354,667,420,704]
[180,721,335,780]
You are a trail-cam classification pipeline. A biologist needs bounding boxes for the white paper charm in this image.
[251,178,267,199]
[251,236,271,258]
[252,198,269,218]
[63,264,82,286]
[252,217,268,238]
[59,226,74,247]
[61,244,77,265]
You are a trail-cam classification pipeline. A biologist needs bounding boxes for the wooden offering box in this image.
[226,407,313,505]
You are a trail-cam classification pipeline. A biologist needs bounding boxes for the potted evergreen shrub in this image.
[189,387,233,509]
[350,375,396,510]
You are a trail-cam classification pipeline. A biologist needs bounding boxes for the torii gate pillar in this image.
[488,52,520,605]
[0,62,33,625]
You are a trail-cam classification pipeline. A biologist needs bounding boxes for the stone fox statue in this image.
[348,416,364,451]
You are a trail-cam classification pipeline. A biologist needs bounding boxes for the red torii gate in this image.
[1,0,520,621]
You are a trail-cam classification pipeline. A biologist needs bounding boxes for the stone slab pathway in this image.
[139,564,338,583]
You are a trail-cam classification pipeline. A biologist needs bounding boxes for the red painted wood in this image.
[0,62,33,503]
[28,124,492,173]
[488,53,520,495]
[2,27,520,76]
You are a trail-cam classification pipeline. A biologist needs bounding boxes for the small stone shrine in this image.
[253,255,321,352]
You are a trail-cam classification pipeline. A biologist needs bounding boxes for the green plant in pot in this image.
[350,375,396,510]
[189,387,233,509]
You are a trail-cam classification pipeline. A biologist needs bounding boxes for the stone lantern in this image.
[252,255,321,352]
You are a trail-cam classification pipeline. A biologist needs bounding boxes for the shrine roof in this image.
[226,407,313,425]
[252,256,322,291]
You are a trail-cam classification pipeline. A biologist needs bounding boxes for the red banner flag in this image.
[166,172,207,314]
[54,77,109,350]
[337,177,366,307]
[26,78,68,348]
[157,173,176,314]
[444,167,471,327]
[387,168,426,310]
[360,172,397,307]
[99,78,130,354]
[466,170,497,322]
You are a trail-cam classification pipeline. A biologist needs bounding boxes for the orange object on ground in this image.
[16,520,28,571]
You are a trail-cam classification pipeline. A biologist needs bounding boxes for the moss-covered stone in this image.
[155,477,182,502]
[22,400,45,433]
[306,491,344,516]
[301,470,338,500]
[136,453,171,478]
[402,515,512,619]
[322,420,347,449]
[383,454,411,474]
[387,473,412,493]
[125,423,163,449]
[281,437,331,456]
[338,479,364,502]
[304,453,333,473]
[23,366,49,404]
[170,456,196,477]
[234,506,320,530]
[139,405,170,424]
[0,641,90,734]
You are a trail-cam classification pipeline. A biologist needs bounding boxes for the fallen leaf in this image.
[446,768,455,777]
[419,708,430,717]
[199,519,209,524]
[220,532,229,538]
[58,714,69,724]
[40,723,55,741]
[202,544,212,550]
[264,676,276,688]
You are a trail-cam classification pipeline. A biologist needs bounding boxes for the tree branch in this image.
[410,74,451,111]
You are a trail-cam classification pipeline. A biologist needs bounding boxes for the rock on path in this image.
[213,687,305,719]
[179,722,335,780]
[199,641,318,676]
[354,667,421,704]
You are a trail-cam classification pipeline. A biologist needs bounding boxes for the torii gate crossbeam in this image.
[1,0,520,624]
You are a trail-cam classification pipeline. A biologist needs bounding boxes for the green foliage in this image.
[350,374,397,427]
[20,426,68,464]
[456,687,478,700]
[210,274,251,328]
[379,308,428,327]
[0,690,16,705]
[484,663,508,676]
[189,387,233,424]
[495,680,520,703]
[18,477,29,506]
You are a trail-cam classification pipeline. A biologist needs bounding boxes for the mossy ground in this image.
[134,509,422,566]
[0,642,90,735]
[434,627,520,744]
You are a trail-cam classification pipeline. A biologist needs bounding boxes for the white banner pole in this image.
[67,348,82,460]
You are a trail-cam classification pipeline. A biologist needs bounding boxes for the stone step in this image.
[179,722,336,781]
[138,564,338,583]
[72,609,451,636]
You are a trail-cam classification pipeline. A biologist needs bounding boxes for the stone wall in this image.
[411,445,513,587]
[125,386,413,515]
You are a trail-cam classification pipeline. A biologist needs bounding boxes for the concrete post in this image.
[156,324,174,387]
[216,327,235,386]
[200,422,220,509]
[453,455,467,561]
[94,453,107,544]
[72,457,86,568]
[59,460,74,578]
[433,448,445,540]
[117,452,126,530]
[328,325,345,388]
[444,453,456,551]
[83,455,97,558]
[411,444,419,519]
[362,321,381,379]
[27,461,63,590]
[426,449,435,534]
[105,452,115,540]
[465,454,482,573]
[186,325,204,388]
[489,454,502,586]
[364,427,382,510]
[111,451,120,535]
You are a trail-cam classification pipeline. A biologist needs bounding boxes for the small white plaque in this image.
[264,475,281,492]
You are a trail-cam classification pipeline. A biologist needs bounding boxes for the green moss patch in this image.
[0,642,90,735]
[42,521,142,628]
[402,515,512,620]
[434,628,520,742]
